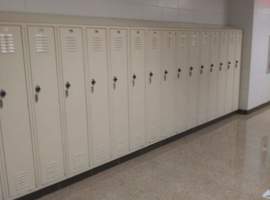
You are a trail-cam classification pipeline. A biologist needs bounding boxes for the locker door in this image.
[109,29,129,158]
[145,30,161,143]
[233,31,242,111]
[224,31,235,114]
[59,27,89,174]
[208,32,219,121]
[186,31,200,129]
[129,29,146,151]
[216,31,228,117]
[86,28,111,167]
[0,25,35,197]
[161,31,176,138]
[175,32,188,133]
[28,26,64,185]
[198,32,210,125]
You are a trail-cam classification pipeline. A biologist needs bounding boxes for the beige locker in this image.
[59,27,89,174]
[145,30,162,143]
[224,31,235,114]
[207,32,219,121]
[86,28,111,167]
[109,29,129,158]
[28,26,64,185]
[233,31,242,111]
[0,25,36,197]
[186,31,200,129]
[198,32,210,125]
[175,31,188,133]
[161,31,177,138]
[129,29,146,151]
[216,31,228,117]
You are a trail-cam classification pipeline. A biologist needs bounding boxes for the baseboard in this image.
[15,110,239,200]
[238,101,270,115]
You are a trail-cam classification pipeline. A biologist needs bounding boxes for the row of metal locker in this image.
[0,24,242,200]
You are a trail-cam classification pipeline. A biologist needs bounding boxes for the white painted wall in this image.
[0,0,227,24]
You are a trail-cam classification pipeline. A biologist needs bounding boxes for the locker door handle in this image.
[164,70,168,81]
[35,86,41,103]
[149,72,153,84]
[91,79,96,93]
[235,60,239,68]
[210,64,214,72]
[189,67,193,76]
[227,61,231,70]
[200,66,204,74]
[113,76,118,90]
[177,68,181,79]
[65,82,71,98]
[132,74,137,87]
[219,63,223,71]
[0,89,6,109]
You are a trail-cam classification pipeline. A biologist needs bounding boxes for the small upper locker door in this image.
[233,31,242,111]
[145,30,162,143]
[216,31,228,117]
[129,29,146,151]
[0,25,35,198]
[198,31,210,125]
[28,26,64,185]
[109,29,129,159]
[175,31,188,133]
[59,27,89,175]
[186,31,200,129]
[86,28,111,167]
[161,31,177,138]
[224,31,235,114]
[207,32,220,121]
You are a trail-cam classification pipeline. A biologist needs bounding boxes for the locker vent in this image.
[135,36,144,50]
[72,153,86,172]
[0,33,15,54]
[152,36,159,50]
[46,161,58,181]
[34,33,49,53]
[89,36,105,53]
[112,36,124,51]
[64,36,78,53]
[15,171,31,193]
[167,35,173,49]
[191,34,198,47]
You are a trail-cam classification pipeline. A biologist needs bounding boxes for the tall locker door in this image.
[86,28,111,167]
[224,31,235,114]
[233,31,242,111]
[59,27,89,175]
[145,30,161,143]
[175,32,188,133]
[216,31,228,117]
[28,26,64,185]
[186,31,200,129]
[129,29,146,151]
[161,31,176,138]
[0,25,35,198]
[109,29,129,159]
[198,32,210,125]
[208,32,219,121]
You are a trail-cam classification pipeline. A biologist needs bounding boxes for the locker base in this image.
[15,111,239,200]
[238,101,270,115]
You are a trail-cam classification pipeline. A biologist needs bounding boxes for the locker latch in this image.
[210,64,214,72]
[0,89,6,109]
[149,72,153,84]
[189,67,193,77]
[91,79,96,93]
[219,63,223,71]
[177,68,181,79]
[132,74,137,87]
[113,76,118,90]
[65,82,71,98]
[235,60,239,68]
[35,86,41,103]
[227,61,231,70]
[164,70,168,81]
[200,66,204,74]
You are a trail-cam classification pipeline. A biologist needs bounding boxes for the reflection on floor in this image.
[39,107,270,200]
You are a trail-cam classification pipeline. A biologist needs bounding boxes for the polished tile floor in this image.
[39,107,270,200]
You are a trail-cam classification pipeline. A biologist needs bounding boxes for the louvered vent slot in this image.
[152,36,158,50]
[89,35,105,53]
[35,33,49,53]
[15,171,30,193]
[191,34,197,46]
[167,34,173,49]
[112,36,123,51]
[135,35,144,51]
[64,36,77,53]
[0,33,15,54]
